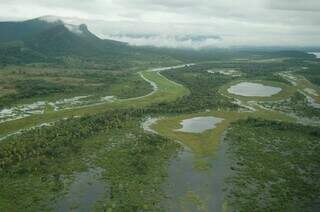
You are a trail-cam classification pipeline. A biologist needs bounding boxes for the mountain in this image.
[0,18,61,43]
[0,16,148,67]
[0,16,315,68]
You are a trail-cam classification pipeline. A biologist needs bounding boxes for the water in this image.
[53,168,106,212]
[175,116,224,133]
[228,82,282,97]
[163,135,230,211]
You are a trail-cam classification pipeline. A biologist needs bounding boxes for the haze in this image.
[0,0,319,48]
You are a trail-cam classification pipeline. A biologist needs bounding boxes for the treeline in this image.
[147,66,238,113]
[298,63,320,86]
[0,79,71,109]
[0,66,151,109]
[290,92,320,118]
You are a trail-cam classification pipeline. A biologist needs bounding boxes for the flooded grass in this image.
[0,65,190,136]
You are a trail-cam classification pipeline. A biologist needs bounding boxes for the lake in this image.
[228,82,281,97]
[175,116,224,133]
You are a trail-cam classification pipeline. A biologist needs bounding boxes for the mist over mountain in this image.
[0,16,162,67]
[0,15,316,68]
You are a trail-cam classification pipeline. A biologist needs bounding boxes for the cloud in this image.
[266,0,320,12]
[0,0,319,47]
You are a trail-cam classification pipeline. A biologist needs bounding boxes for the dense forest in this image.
[225,118,320,212]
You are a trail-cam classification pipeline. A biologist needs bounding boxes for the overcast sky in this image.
[0,0,319,48]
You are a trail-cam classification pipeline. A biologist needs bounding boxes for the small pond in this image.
[175,116,224,133]
[227,82,282,97]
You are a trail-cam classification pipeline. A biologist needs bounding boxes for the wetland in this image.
[1,51,320,211]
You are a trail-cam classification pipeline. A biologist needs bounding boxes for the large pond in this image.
[175,116,224,133]
[228,82,282,97]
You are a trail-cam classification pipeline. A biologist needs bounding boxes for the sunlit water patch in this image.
[0,96,116,123]
[228,82,281,97]
[175,116,224,133]
[0,101,46,123]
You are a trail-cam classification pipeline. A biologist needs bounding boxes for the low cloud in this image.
[0,0,319,47]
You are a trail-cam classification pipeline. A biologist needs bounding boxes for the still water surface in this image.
[175,116,224,133]
[228,82,281,97]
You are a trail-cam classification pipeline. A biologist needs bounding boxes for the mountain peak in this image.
[37,15,63,24]
[35,16,91,36]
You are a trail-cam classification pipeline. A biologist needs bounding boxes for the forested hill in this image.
[0,16,176,68]
[0,16,315,68]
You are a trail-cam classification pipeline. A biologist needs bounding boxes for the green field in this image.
[153,109,295,159]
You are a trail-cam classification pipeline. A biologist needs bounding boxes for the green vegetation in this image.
[261,91,320,119]
[0,18,180,69]
[0,68,189,136]
[94,131,180,211]
[0,109,181,211]
[147,64,237,114]
[298,64,320,86]
[153,109,295,158]
[0,66,154,108]
[225,118,320,211]
[0,41,319,211]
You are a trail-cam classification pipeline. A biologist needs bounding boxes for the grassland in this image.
[152,109,295,158]
[152,67,297,161]
[0,66,154,106]
[0,68,189,137]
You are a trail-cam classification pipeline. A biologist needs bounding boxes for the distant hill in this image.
[0,16,129,56]
[0,18,61,43]
[0,16,315,68]
[0,16,165,68]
